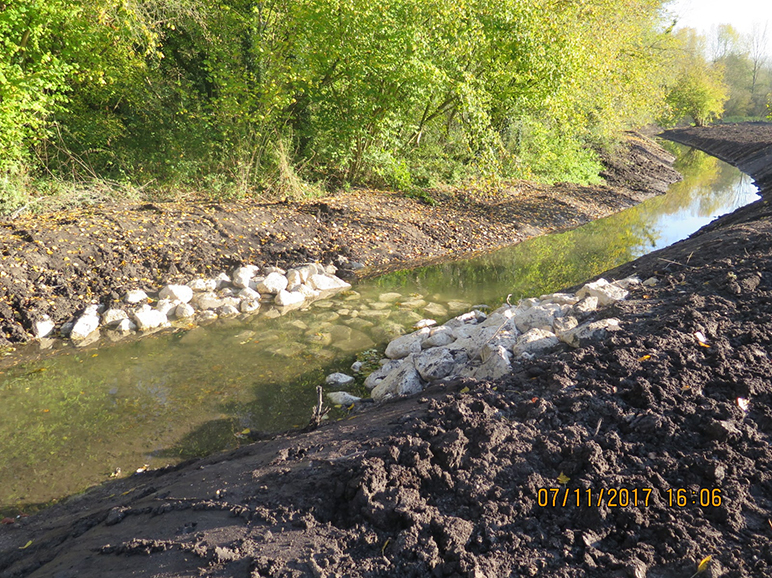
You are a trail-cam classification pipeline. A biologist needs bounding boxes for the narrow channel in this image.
[0,143,760,513]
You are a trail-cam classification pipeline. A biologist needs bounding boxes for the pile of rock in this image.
[326,277,640,404]
[35,263,352,346]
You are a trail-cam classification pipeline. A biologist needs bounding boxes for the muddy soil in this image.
[0,132,678,351]
[2,124,772,578]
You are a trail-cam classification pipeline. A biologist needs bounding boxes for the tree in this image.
[664,29,728,126]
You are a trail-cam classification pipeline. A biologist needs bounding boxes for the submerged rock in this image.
[326,372,355,387]
[327,391,362,406]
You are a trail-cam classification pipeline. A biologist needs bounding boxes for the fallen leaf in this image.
[531,397,539,403]
[690,555,712,577]
[637,354,651,362]
[1,517,14,525]
[19,540,33,550]
[460,386,470,394]
[558,472,570,485]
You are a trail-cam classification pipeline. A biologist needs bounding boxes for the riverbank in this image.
[2,124,772,578]
[0,132,679,353]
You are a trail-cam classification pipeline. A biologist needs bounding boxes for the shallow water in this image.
[0,143,759,512]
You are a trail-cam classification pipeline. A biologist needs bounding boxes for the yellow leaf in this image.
[240,428,251,435]
[690,555,712,577]
[637,354,651,361]
[557,472,570,485]
[460,387,470,393]
[19,540,33,550]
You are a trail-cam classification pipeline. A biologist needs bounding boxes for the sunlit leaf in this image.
[19,540,33,550]
[557,472,570,485]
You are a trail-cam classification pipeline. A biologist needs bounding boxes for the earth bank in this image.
[1,125,772,577]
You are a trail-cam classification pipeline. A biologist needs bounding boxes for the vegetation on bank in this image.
[0,1,768,214]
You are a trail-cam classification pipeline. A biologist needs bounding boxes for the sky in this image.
[667,0,772,57]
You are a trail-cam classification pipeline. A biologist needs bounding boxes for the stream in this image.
[0,143,760,513]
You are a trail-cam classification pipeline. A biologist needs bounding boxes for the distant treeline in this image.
[0,1,760,210]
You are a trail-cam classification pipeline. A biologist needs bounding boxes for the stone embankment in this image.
[33,263,352,347]
[326,276,643,405]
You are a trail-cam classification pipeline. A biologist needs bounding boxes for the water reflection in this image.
[0,144,759,513]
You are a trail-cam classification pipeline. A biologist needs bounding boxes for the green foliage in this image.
[662,29,729,126]
[1,0,683,208]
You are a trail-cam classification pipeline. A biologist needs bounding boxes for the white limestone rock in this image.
[198,310,218,322]
[240,299,261,314]
[286,269,304,286]
[444,311,478,328]
[327,391,362,406]
[560,318,622,348]
[553,315,579,336]
[616,276,641,288]
[115,317,137,334]
[70,311,100,342]
[469,346,512,381]
[263,266,286,275]
[514,303,565,333]
[364,359,404,390]
[371,355,424,402]
[214,272,232,289]
[326,372,355,387]
[384,328,431,359]
[275,289,305,307]
[159,284,193,303]
[155,299,178,317]
[571,296,600,320]
[220,297,242,309]
[238,287,261,301]
[513,328,560,358]
[576,278,628,306]
[414,347,457,382]
[423,325,456,348]
[217,304,240,318]
[307,274,351,292]
[175,303,195,318]
[188,278,217,292]
[132,307,168,331]
[539,292,579,306]
[194,292,223,310]
[101,308,128,327]
[257,272,289,295]
[298,284,320,299]
[231,266,256,289]
[124,289,148,304]
[33,315,56,339]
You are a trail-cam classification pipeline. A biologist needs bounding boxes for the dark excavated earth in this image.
[1,124,772,578]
